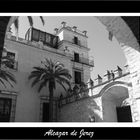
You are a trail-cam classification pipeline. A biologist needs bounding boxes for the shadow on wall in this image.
[88,97,103,122]
[102,86,129,122]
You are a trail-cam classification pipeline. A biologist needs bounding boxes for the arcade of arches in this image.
[0,16,140,122]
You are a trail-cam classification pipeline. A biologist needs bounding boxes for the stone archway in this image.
[0,16,140,122]
[102,85,130,122]
[92,81,133,122]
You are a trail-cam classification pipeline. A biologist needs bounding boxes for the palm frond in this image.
[0,69,16,87]
[0,55,17,87]
[40,72,50,81]
[33,66,47,73]
[1,56,15,68]
[32,78,41,88]
[56,69,72,79]
[56,75,71,89]
[40,16,45,26]
[2,70,16,84]
[0,78,6,88]
[54,62,64,71]
[44,58,52,67]
[27,16,33,27]
[29,58,72,96]
[38,79,48,92]
[56,79,67,91]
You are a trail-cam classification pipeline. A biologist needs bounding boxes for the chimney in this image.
[82,30,87,36]
[73,26,77,32]
[61,21,66,27]
[54,28,59,34]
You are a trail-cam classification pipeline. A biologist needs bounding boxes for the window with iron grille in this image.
[6,51,16,70]
[0,92,17,122]
[0,98,12,122]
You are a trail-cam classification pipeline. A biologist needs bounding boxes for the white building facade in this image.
[0,22,94,122]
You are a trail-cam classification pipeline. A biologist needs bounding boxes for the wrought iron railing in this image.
[68,54,94,67]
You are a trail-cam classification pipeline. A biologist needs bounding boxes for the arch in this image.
[96,17,139,49]
[101,83,131,122]
[102,85,129,105]
[5,16,18,34]
[98,81,132,97]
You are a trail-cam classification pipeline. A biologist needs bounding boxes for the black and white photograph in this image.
[0,15,139,123]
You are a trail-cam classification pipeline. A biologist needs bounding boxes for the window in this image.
[0,98,12,122]
[74,36,78,45]
[6,51,16,69]
[74,71,81,84]
[42,102,49,122]
[32,28,40,42]
[0,91,17,122]
[74,53,79,62]
[116,106,132,122]
[39,31,45,42]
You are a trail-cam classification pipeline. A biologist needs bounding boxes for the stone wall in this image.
[96,16,140,122]
[59,69,132,122]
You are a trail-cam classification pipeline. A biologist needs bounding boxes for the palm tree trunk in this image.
[49,85,54,122]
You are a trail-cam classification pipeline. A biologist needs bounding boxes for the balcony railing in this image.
[69,54,94,67]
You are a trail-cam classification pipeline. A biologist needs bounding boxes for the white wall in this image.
[59,74,131,122]
[4,36,73,121]
[57,28,91,84]
[58,29,88,48]
[102,98,118,122]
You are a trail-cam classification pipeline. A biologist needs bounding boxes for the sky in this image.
[11,16,127,80]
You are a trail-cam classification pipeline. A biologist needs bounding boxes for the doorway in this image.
[42,102,49,122]
[116,105,132,122]
[0,98,12,122]
[101,84,131,122]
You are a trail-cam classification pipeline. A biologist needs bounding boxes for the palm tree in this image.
[0,55,16,88]
[28,58,72,121]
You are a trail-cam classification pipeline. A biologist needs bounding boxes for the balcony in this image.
[25,27,58,49]
[69,54,94,67]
